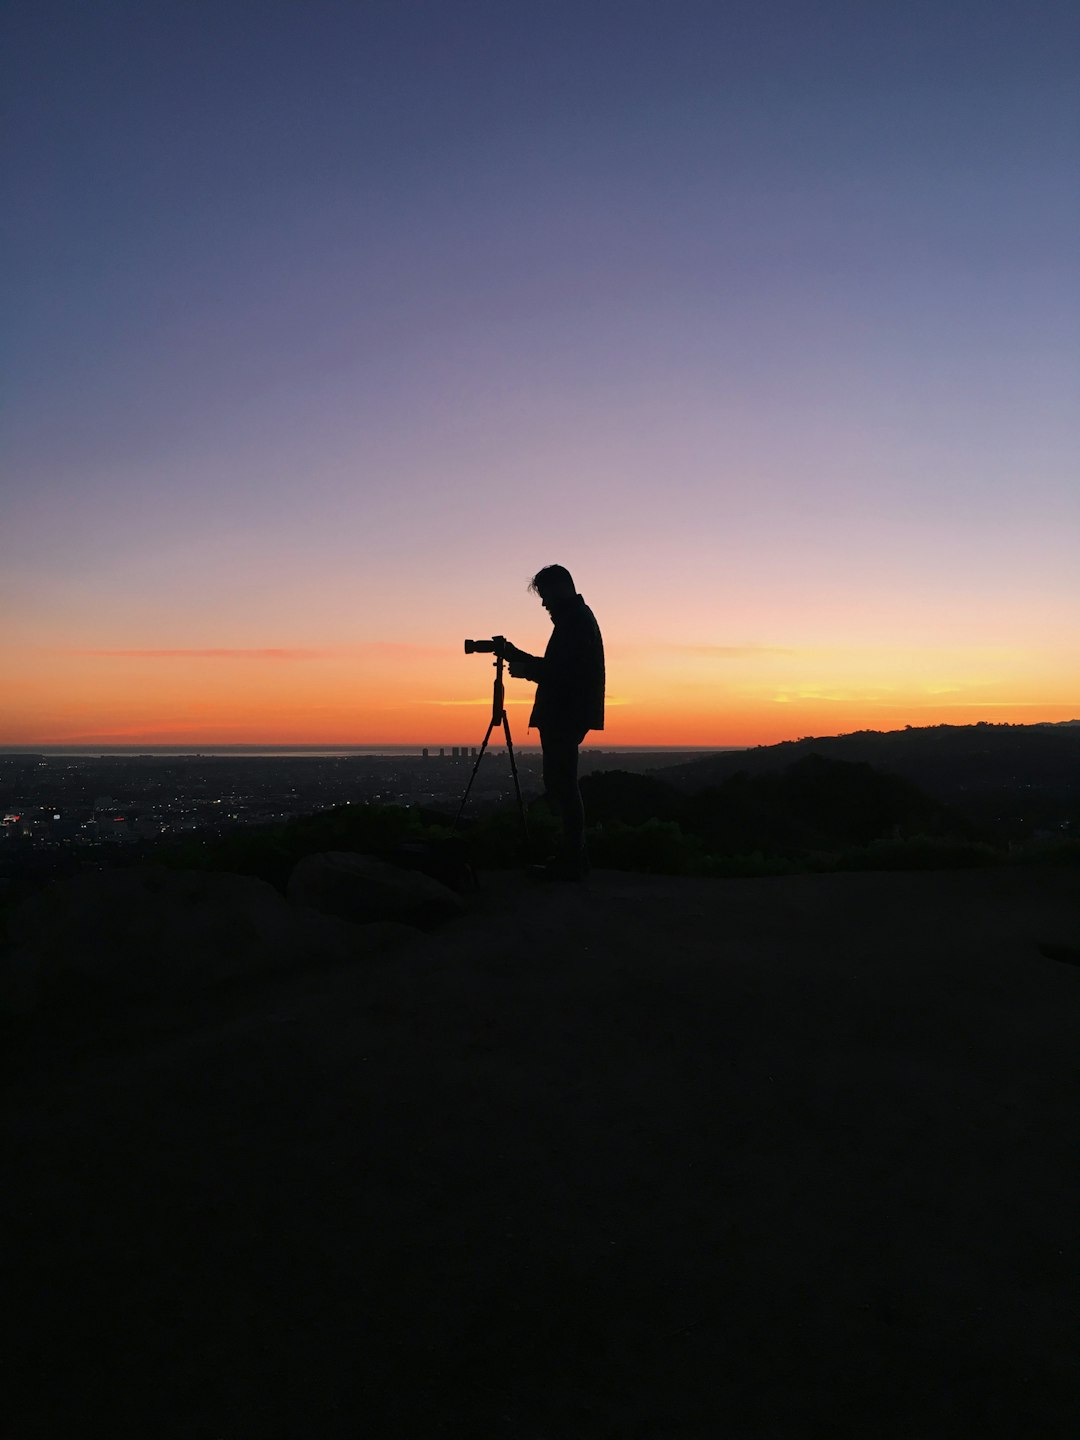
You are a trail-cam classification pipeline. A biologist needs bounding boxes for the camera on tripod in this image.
[463,635,508,657]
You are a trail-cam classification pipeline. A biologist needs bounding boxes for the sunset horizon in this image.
[5,2,1076,763]
[5,640,1078,750]
[5,700,1077,753]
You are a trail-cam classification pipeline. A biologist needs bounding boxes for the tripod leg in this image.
[453,718,498,831]
[500,711,529,842]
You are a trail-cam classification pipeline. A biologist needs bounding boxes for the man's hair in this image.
[528,564,575,596]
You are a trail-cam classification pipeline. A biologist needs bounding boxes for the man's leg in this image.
[541,728,587,864]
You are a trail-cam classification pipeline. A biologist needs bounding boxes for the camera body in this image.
[464,635,507,656]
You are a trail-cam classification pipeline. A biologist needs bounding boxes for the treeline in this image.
[571,755,999,876]
[147,752,1079,887]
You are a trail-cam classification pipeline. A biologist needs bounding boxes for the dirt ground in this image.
[4,864,1079,1438]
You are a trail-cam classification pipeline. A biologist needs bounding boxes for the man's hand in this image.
[501,641,531,678]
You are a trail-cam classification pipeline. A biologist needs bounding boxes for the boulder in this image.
[373,839,478,895]
[288,850,466,927]
[0,864,418,1015]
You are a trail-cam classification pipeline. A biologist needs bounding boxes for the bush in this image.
[455,802,560,869]
[587,819,700,875]
[1008,838,1080,866]
[579,770,687,826]
[838,835,998,871]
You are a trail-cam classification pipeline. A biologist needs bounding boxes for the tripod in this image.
[453,647,529,840]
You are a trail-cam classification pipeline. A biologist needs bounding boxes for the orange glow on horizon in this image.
[4,648,1077,748]
[2,638,1076,748]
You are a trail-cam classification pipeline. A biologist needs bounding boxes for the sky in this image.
[3,0,1078,747]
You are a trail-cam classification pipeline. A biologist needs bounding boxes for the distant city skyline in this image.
[4,2,1077,747]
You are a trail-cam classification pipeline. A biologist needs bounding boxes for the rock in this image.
[288,850,466,926]
[1040,941,1080,967]
[373,839,479,895]
[0,864,418,1015]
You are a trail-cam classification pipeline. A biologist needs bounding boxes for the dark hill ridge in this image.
[659,720,1080,799]
[654,721,1080,851]
[4,863,1079,1436]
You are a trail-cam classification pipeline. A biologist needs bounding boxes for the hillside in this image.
[662,721,1080,794]
[4,862,1079,1436]
[659,722,1080,842]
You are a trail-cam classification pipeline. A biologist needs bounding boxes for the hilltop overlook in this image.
[3,720,1079,1435]
[3,723,1076,912]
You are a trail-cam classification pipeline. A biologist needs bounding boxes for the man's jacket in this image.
[509,594,605,734]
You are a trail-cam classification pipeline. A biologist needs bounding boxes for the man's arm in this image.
[504,643,545,684]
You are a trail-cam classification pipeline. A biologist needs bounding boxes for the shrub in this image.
[455,803,560,869]
[579,770,687,826]
[1008,838,1080,866]
[587,819,699,875]
[838,835,998,871]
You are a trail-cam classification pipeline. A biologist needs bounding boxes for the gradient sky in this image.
[4,0,1078,746]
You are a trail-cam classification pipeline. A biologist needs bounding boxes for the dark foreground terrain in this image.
[5,864,1079,1438]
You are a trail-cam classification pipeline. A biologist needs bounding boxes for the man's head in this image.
[528,564,577,617]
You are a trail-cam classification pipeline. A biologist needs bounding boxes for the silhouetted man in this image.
[505,565,605,880]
